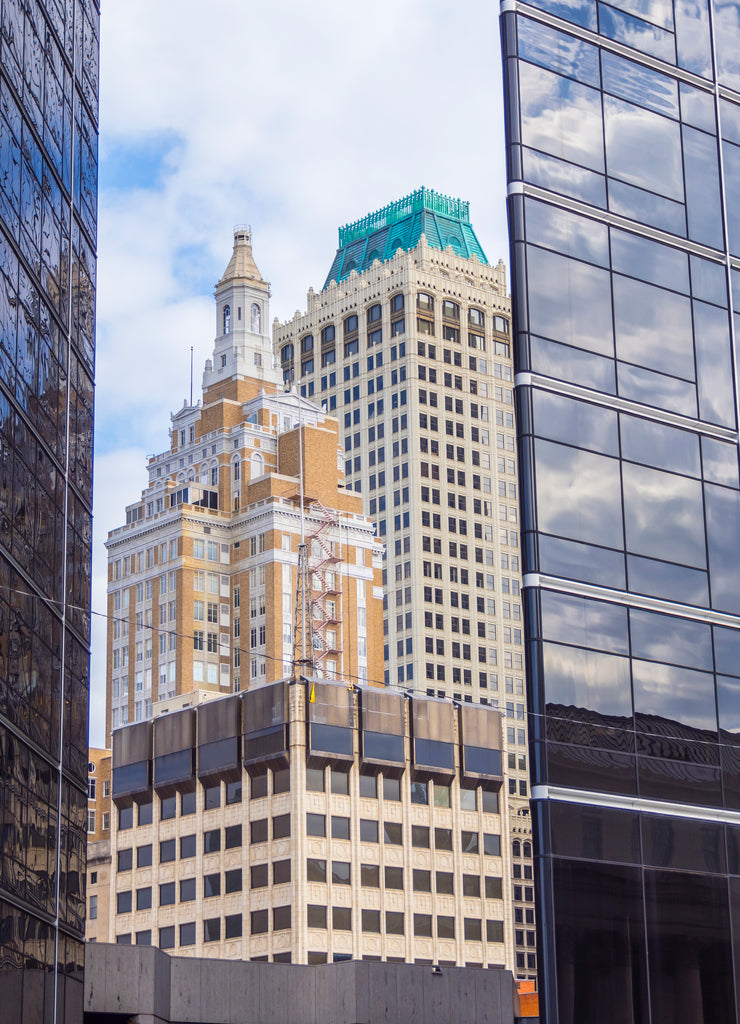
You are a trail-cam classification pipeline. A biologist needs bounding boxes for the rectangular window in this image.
[159,839,176,863]
[360,819,378,843]
[385,866,404,889]
[273,906,291,931]
[413,869,431,892]
[362,909,381,933]
[204,873,221,898]
[307,905,327,929]
[159,882,175,907]
[412,825,430,848]
[273,860,291,884]
[331,815,350,840]
[462,831,480,854]
[251,910,269,935]
[484,833,501,856]
[306,813,326,837]
[332,861,352,885]
[307,859,327,883]
[361,863,380,888]
[333,907,352,931]
[178,834,196,859]
[435,827,453,851]
[203,829,221,853]
[386,912,404,935]
[250,819,268,843]
[383,822,403,845]
[273,813,291,839]
[251,864,268,889]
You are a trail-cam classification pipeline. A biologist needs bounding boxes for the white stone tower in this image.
[203,225,279,390]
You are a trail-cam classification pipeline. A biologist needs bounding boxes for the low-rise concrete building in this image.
[83,942,525,1024]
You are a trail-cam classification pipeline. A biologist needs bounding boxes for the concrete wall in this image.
[84,943,521,1024]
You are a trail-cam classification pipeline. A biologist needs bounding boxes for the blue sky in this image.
[90,0,508,744]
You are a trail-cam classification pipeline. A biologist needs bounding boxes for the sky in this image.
[90,0,509,745]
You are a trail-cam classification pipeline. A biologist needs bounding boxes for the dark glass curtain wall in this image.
[501,0,740,1019]
[0,0,98,1021]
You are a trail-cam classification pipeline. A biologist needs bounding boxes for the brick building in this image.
[104,228,383,739]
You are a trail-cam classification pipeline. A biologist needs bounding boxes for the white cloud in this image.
[90,0,508,744]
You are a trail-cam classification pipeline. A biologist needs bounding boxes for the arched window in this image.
[251,303,261,333]
[223,304,231,334]
[199,463,209,484]
[523,841,532,858]
[251,452,264,477]
[512,840,521,858]
[233,458,240,482]
[210,461,218,487]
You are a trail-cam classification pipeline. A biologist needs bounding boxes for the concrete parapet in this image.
[84,943,521,1024]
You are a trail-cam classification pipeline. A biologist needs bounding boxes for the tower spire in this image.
[203,226,278,391]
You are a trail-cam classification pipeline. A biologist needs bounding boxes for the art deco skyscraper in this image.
[105,229,383,736]
[276,190,537,980]
[502,0,740,1020]
[0,1,98,1021]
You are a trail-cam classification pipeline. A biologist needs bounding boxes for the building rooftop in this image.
[323,188,488,287]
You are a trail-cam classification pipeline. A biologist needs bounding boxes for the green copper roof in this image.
[323,187,489,288]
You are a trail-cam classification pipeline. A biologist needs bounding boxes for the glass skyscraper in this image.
[0,1,98,1021]
[501,0,740,1020]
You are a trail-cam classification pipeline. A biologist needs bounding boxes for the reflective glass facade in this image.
[0,0,98,1020]
[501,0,740,1019]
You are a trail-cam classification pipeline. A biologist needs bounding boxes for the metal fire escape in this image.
[306,499,343,677]
[291,499,343,680]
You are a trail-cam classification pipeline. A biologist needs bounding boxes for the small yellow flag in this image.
[309,683,315,703]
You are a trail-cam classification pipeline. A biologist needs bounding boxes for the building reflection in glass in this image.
[0,1,98,1021]
[502,0,740,1019]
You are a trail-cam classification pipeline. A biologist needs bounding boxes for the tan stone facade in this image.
[95,682,514,971]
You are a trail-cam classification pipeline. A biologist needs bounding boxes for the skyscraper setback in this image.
[0,0,98,1020]
[501,0,740,1020]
